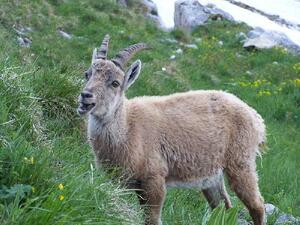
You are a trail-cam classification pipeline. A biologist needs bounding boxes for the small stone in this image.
[265,203,277,216]
[17,36,32,48]
[274,214,298,224]
[195,37,202,43]
[218,40,223,46]
[246,70,253,75]
[236,52,242,58]
[185,44,198,49]
[58,29,72,39]
[175,48,183,54]
[162,67,166,71]
[273,61,279,65]
[165,38,178,44]
[170,55,176,60]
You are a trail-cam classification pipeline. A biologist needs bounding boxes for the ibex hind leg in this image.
[226,166,265,225]
[202,177,232,209]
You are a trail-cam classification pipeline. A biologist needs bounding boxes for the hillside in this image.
[0,0,299,224]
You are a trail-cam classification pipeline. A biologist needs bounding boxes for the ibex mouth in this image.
[77,102,95,115]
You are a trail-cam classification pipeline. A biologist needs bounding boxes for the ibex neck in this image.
[88,98,127,145]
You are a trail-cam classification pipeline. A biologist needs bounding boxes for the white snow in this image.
[198,0,300,46]
[152,0,176,28]
[232,0,300,26]
[152,0,300,47]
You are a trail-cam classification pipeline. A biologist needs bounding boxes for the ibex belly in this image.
[166,169,223,190]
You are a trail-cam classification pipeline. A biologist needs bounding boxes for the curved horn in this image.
[111,43,149,70]
[93,34,110,61]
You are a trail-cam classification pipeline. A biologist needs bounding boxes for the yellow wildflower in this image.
[58,183,64,190]
[59,195,65,201]
[252,80,261,87]
[31,186,36,193]
[239,81,249,87]
[257,90,271,97]
[24,156,34,164]
[293,63,300,72]
[293,78,300,86]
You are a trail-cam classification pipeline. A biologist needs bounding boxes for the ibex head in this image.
[77,34,149,117]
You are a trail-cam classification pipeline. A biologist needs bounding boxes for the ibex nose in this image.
[81,91,93,98]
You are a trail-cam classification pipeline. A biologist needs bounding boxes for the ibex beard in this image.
[78,34,266,225]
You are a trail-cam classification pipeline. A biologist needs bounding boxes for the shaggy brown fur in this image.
[78,39,266,225]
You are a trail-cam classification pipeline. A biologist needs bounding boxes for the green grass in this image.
[0,0,299,224]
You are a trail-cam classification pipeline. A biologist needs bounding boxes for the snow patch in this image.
[152,0,300,47]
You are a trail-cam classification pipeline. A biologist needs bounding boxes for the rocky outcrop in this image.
[174,0,234,32]
[243,28,300,54]
[14,25,33,48]
[142,0,165,29]
[116,0,164,29]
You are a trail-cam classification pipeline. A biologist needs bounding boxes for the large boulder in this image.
[174,0,234,32]
[243,27,300,54]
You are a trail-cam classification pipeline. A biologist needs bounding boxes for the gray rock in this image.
[247,27,265,39]
[265,203,277,216]
[142,0,158,16]
[175,48,183,54]
[275,214,299,225]
[184,44,198,49]
[235,52,243,58]
[195,37,202,43]
[164,38,178,44]
[142,0,165,29]
[243,28,300,54]
[174,0,209,32]
[116,0,164,28]
[246,70,253,75]
[205,3,234,21]
[174,0,234,32]
[170,55,176,60]
[58,29,72,39]
[17,36,32,48]
[13,25,32,36]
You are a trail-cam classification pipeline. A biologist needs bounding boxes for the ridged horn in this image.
[111,43,149,70]
[93,34,110,61]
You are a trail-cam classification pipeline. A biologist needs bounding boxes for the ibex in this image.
[78,35,266,225]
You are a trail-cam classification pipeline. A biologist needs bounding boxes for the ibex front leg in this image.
[139,176,166,225]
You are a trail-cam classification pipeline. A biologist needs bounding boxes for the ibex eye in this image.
[84,71,89,80]
[84,68,92,80]
[112,80,120,88]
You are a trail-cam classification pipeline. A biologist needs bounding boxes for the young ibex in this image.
[78,35,266,225]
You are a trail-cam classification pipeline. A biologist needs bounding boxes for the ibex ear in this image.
[123,60,141,90]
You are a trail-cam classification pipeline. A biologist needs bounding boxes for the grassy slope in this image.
[0,0,299,224]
